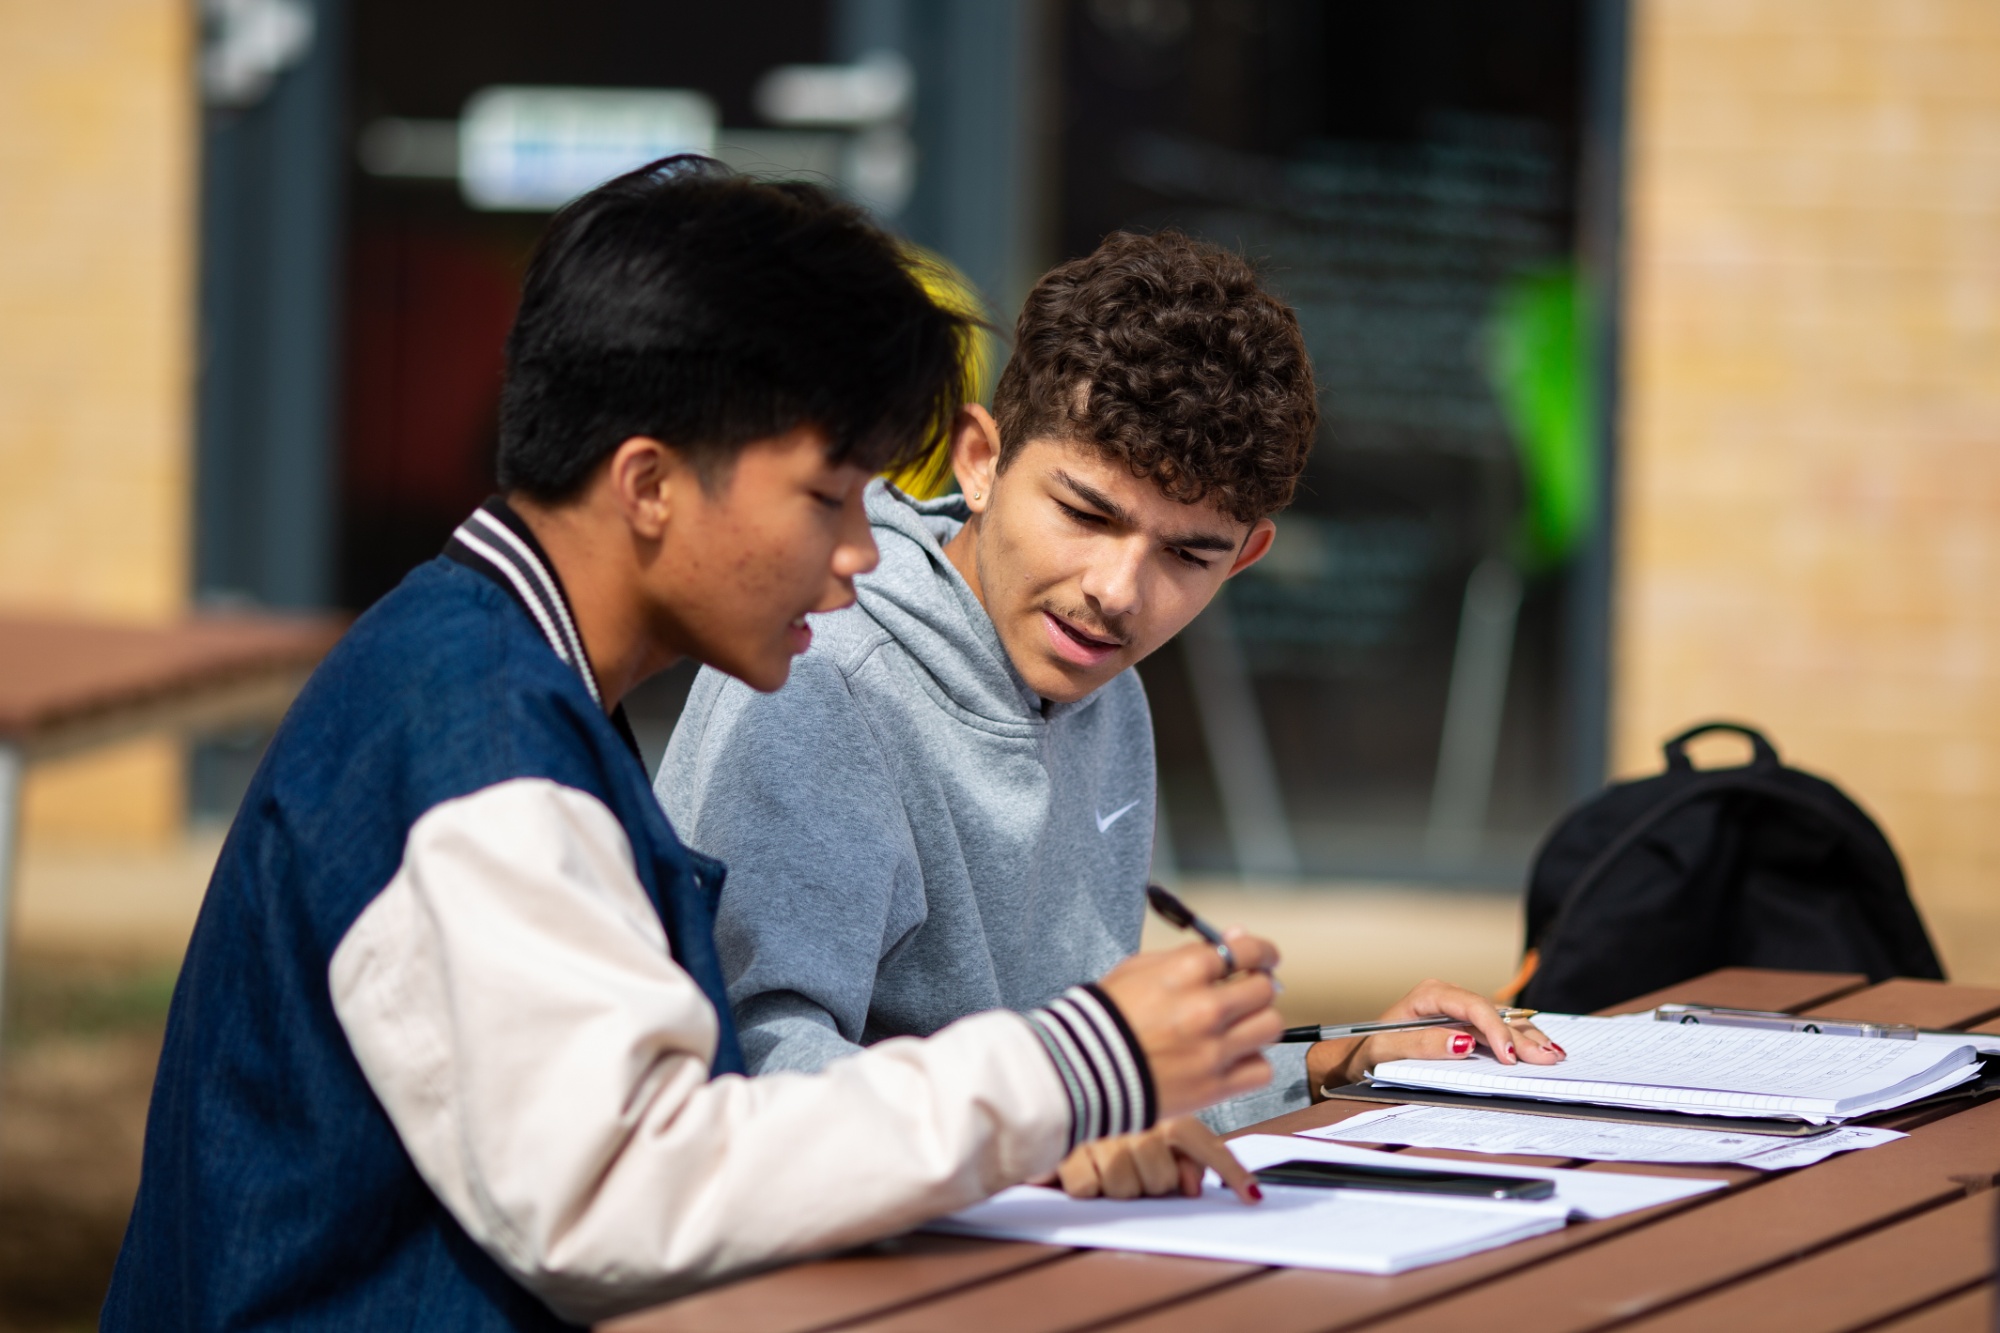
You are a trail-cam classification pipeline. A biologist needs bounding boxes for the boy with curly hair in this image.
[659,230,1557,1200]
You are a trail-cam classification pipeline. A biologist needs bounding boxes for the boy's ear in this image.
[1225,517,1277,578]
[606,436,689,538]
[949,405,1002,514]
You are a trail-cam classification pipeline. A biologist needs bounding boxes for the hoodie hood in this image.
[855,479,1095,725]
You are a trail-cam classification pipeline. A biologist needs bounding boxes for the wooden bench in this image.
[0,613,343,1031]
[610,968,2000,1333]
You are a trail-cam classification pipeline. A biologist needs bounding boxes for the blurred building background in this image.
[0,0,1997,1322]
[7,0,1998,923]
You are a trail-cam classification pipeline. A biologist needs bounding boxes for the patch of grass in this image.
[2,960,178,1047]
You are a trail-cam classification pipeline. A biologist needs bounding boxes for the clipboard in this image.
[1322,1052,2000,1138]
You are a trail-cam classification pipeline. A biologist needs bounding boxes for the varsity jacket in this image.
[103,499,1153,1330]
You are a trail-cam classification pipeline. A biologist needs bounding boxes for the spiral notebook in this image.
[1366,1014,1980,1125]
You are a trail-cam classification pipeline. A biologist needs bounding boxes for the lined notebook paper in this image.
[1368,1014,1979,1123]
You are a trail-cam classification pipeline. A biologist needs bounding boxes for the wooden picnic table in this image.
[610,968,2000,1333]
[0,612,344,1029]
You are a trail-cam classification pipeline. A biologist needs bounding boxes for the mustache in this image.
[1039,601,1130,648]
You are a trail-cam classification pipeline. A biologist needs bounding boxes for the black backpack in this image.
[1515,721,1944,1015]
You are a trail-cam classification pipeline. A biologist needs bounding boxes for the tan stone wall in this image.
[1618,0,2000,968]
[0,0,196,842]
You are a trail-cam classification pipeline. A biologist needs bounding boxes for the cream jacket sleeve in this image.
[329,778,1152,1324]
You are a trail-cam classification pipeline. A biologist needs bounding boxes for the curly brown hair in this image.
[991,230,1318,523]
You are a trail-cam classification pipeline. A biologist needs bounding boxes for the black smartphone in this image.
[1252,1159,1556,1201]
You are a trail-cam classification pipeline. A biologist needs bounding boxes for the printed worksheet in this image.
[1305,1104,1905,1168]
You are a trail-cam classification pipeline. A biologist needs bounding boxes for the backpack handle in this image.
[1662,721,1780,772]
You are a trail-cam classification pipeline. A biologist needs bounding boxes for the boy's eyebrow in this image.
[1051,469,1241,553]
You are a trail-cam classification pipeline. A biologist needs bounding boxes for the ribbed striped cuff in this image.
[1024,984,1158,1152]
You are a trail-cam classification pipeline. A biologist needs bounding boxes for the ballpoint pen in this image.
[1277,1010,1539,1043]
[1145,883,1276,987]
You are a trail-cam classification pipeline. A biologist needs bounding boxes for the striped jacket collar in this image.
[443,498,604,709]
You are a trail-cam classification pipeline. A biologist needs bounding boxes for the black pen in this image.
[1144,883,1280,990]
[1278,1010,1538,1043]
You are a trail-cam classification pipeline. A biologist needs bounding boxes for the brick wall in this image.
[1618,0,2000,963]
[0,0,195,841]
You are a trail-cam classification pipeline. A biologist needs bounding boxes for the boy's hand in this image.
[1056,1118,1262,1204]
[1095,932,1283,1119]
[1306,979,1564,1096]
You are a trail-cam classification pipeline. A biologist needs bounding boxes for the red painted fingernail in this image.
[1248,1183,1264,1201]
[1451,1034,1474,1055]
[1507,1044,1517,1057]
[1551,1042,1567,1056]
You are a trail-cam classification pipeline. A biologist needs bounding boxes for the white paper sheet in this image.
[926,1136,1726,1275]
[927,1184,1567,1275]
[1301,1104,1905,1168]
[1369,1014,1977,1122]
[1223,1135,1728,1220]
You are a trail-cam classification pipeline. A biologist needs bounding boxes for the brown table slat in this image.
[1087,1265,1406,1333]
[1598,968,1867,1016]
[603,1237,1064,1333]
[1801,979,2000,1031]
[1611,1188,1994,1333]
[1348,1098,2000,1333]
[1873,1283,1994,1332]
[0,613,342,740]
[836,1250,1260,1333]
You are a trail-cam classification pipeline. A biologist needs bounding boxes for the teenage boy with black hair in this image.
[103,164,1286,1330]
[661,231,1562,1200]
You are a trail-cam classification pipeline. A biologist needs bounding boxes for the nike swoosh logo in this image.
[1096,800,1140,834]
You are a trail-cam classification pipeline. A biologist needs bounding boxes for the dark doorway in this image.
[1062,0,1597,883]
[338,0,832,611]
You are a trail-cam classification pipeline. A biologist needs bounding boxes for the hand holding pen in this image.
[1095,918,1285,1117]
[1145,884,1264,979]
[1143,885,1565,1079]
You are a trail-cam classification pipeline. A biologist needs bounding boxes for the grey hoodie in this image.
[657,481,1308,1131]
